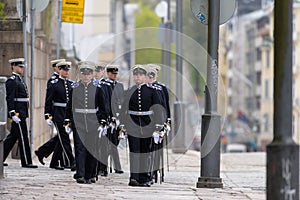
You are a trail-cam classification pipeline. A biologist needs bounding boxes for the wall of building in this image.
[0,0,61,151]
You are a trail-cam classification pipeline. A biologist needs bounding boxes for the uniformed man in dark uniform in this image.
[93,62,111,177]
[44,61,75,170]
[148,64,171,125]
[35,59,66,166]
[121,64,164,187]
[145,64,171,183]
[105,64,124,174]
[65,62,101,184]
[3,58,38,168]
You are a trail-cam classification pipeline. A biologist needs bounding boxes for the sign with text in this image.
[62,0,85,24]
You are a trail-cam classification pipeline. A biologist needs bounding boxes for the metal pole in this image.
[267,0,299,199]
[196,0,223,188]
[172,0,186,153]
[29,0,35,152]
[161,17,166,84]
[165,0,171,87]
[175,0,182,101]
[22,0,28,84]
[56,0,62,59]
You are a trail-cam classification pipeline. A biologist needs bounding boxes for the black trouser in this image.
[150,139,164,181]
[128,134,152,184]
[36,136,57,158]
[73,128,97,179]
[3,119,33,166]
[107,127,122,171]
[97,136,109,174]
[50,122,74,168]
[73,113,98,179]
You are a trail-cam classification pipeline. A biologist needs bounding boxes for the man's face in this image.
[107,72,118,81]
[53,66,60,73]
[133,73,146,85]
[146,75,155,84]
[93,70,105,80]
[81,72,93,83]
[13,65,25,75]
[59,68,70,78]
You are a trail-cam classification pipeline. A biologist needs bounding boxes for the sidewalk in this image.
[0,149,266,200]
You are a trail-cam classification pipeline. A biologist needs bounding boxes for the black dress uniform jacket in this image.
[45,77,72,123]
[153,81,170,120]
[6,72,29,118]
[122,84,164,136]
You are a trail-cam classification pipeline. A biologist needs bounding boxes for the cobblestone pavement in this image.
[0,148,266,200]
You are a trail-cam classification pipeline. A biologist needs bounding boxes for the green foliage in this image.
[182,0,207,96]
[135,2,162,64]
[133,0,207,96]
[0,2,6,20]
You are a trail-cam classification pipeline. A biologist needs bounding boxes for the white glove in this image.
[109,122,115,134]
[12,115,21,123]
[152,131,160,144]
[46,119,53,126]
[164,123,171,136]
[116,119,120,128]
[65,126,72,134]
[98,126,107,138]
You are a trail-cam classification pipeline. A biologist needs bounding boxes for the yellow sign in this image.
[62,0,85,24]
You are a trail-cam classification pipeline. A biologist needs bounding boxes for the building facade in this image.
[220,2,300,150]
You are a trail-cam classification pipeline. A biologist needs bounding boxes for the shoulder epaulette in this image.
[50,75,56,80]
[50,79,58,84]
[71,81,79,88]
[147,84,161,90]
[100,81,111,86]
[105,79,113,83]
[93,79,99,85]
[93,80,102,87]
[157,82,165,87]
[9,75,16,80]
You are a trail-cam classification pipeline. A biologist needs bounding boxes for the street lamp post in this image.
[267,0,299,199]
[172,0,187,154]
[196,0,223,188]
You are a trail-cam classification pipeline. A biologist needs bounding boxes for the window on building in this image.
[246,97,253,110]
[256,95,261,109]
[265,80,269,98]
[266,49,270,68]
[228,96,232,106]
[247,52,253,65]
[256,48,262,61]
[263,113,269,132]
[256,71,261,85]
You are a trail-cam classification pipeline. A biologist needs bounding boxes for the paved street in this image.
[0,149,266,200]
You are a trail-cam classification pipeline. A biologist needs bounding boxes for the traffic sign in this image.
[35,0,50,12]
[190,0,236,25]
[62,0,85,24]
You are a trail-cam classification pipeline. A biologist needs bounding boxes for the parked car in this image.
[226,143,247,153]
